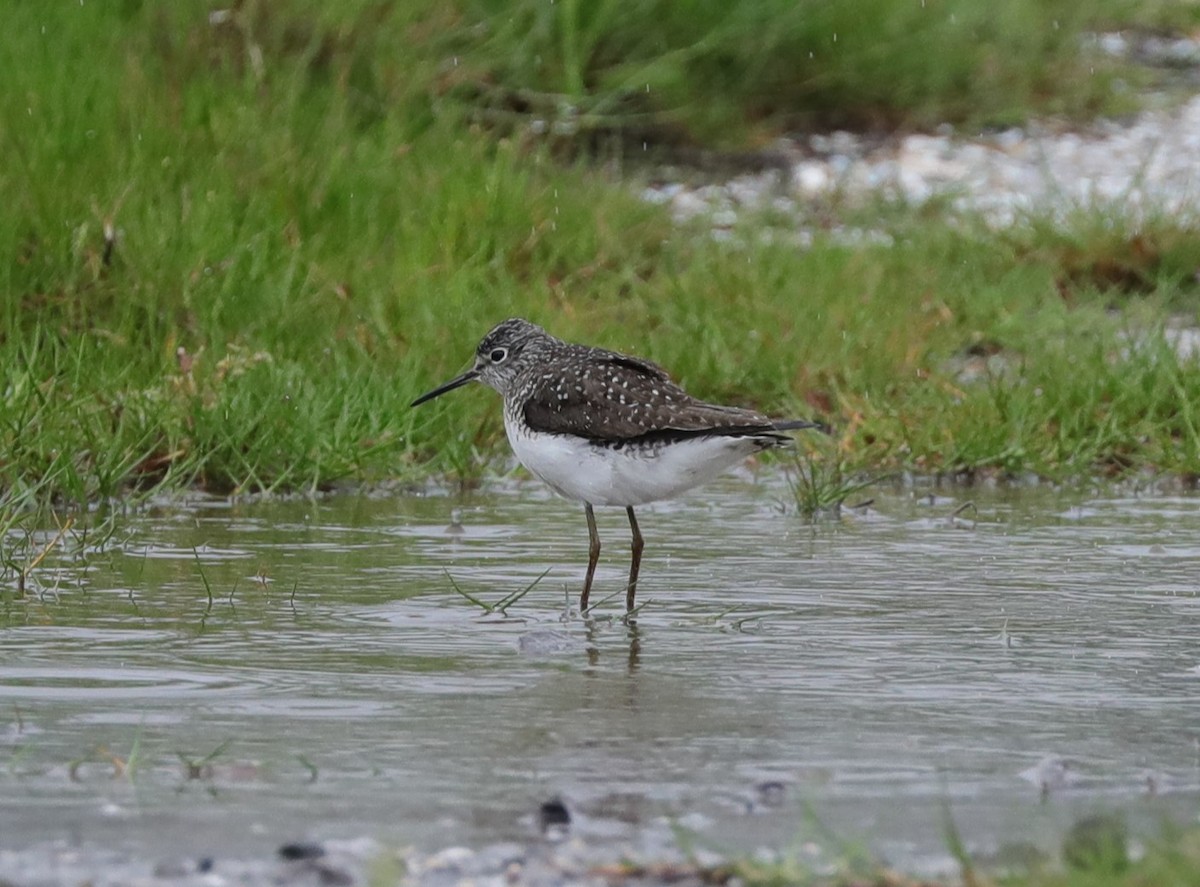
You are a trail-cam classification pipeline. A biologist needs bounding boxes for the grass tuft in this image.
[787,452,881,518]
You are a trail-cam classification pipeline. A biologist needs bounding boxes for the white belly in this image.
[504,415,767,507]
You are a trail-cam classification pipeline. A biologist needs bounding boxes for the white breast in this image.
[504,413,769,507]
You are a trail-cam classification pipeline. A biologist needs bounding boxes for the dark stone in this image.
[538,797,571,830]
[278,842,326,861]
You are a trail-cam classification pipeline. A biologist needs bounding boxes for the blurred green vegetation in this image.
[463,0,1145,140]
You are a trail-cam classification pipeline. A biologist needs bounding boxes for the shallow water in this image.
[2,476,1198,873]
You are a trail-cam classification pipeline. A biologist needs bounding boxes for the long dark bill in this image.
[410,369,479,407]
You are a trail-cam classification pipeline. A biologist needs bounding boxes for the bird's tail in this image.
[772,418,832,435]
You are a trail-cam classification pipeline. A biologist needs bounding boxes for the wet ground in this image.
[1,474,1198,884]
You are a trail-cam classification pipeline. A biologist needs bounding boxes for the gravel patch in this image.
[644,46,1200,234]
[0,835,732,887]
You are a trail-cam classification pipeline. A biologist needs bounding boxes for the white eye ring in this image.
[489,347,508,363]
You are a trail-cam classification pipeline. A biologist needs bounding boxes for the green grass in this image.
[3,0,1200,523]
[549,814,1200,887]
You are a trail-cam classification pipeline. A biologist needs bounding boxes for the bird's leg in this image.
[625,506,644,612]
[581,503,600,612]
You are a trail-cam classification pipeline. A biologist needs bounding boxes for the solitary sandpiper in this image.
[411,318,823,612]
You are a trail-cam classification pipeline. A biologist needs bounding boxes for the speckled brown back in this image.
[519,344,778,443]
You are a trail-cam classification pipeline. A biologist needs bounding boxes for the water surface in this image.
[2,477,1198,871]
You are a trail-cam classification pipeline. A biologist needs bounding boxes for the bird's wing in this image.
[522,351,775,441]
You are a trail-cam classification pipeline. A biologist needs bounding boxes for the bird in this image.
[411,318,823,612]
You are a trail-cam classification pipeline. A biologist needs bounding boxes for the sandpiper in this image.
[411,318,823,612]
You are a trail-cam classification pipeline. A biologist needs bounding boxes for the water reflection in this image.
[1,479,1198,870]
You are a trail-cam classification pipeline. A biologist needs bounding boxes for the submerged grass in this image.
[3,1,1200,520]
[444,566,551,615]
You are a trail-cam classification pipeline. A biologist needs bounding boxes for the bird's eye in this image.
[489,347,508,363]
